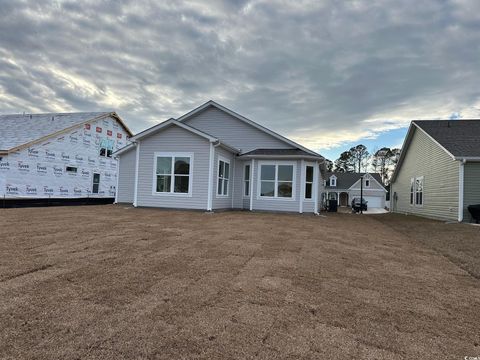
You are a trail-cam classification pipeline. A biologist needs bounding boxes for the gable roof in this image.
[0,111,132,154]
[391,119,480,182]
[176,100,323,158]
[325,172,385,190]
[115,118,241,156]
[414,120,480,159]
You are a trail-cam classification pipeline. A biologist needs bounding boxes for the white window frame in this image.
[330,175,337,187]
[92,172,101,194]
[152,152,193,197]
[410,178,414,206]
[257,160,296,201]
[415,176,424,207]
[216,156,230,197]
[304,163,315,201]
[243,163,251,198]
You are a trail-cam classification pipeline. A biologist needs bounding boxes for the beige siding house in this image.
[391,120,480,222]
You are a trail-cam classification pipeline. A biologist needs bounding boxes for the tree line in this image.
[326,145,401,184]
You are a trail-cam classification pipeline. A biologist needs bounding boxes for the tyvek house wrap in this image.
[0,116,130,198]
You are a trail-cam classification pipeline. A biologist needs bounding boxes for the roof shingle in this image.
[414,120,480,158]
[0,112,112,151]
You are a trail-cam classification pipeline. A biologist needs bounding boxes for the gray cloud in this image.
[0,0,479,151]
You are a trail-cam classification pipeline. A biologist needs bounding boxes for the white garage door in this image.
[364,196,382,208]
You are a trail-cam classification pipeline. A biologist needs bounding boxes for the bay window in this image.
[259,162,295,199]
[244,164,250,197]
[154,153,192,195]
[217,157,230,196]
[304,165,314,199]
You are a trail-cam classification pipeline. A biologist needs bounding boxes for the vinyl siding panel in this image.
[391,127,459,221]
[183,107,294,152]
[136,125,210,210]
[212,146,235,210]
[232,159,248,209]
[117,148,136,203]
[463,162,480,222]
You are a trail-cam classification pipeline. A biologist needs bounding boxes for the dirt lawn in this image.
[1,206,479,359]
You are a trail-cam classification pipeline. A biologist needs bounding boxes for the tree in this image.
[371,147,402,184]
[350,144,369,173]
[334,150,355,173]
[324,159,334,172]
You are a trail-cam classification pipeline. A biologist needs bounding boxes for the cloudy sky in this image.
[1,0,479,160]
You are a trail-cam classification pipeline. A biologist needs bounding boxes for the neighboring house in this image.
[115,101,326,213]
[323,172,387,209]
[0,112,132,203]
[391,120,480,222]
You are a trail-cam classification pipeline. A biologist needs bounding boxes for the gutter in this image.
[458,158,466,222]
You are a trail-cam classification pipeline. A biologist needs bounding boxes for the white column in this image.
[299,159,305,213]
[231,156,236,209]
[313,161,319,214]
[207,142,215,211]
[133,142,140,207]
[337,192,340,205]
[249,159,255,211]
[458,160,465,222]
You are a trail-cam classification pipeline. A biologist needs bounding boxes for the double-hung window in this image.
[415,176,423,206]
[154,153,192,195]
[410,178,414,205]
[217,158,230,196]
[244,164,250,197]
[304,165,314,199]
[259,163,295,198]
[410,176,424,206]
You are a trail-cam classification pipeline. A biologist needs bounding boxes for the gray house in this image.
[115,101,326,213]
[391,120,480,222]
[324,172,387,208]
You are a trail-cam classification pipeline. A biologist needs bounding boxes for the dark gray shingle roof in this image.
[325,172,384,189]
[414,120,480,158]
[0,112,112,151]
[240,148,319,157]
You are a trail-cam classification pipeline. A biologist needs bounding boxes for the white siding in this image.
[136,125,210,210]
[182,107,294,152]
[117,148,136,203]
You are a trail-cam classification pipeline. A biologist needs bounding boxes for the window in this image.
[415,176,423,206]
[154,153,192,195]
[66,166,77,173]
[365,179,370,187]
[410,178,414,205]
[330,175,337,187]
[244,164,250,197]
[259,163,294,198]
[99,138,114,158]
[217,158,230,196]
[304,165,314,199]
[92,173,100,194]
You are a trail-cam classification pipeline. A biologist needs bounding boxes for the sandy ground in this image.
[0,205,479,360]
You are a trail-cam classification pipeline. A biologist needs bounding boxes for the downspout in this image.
[458,158,466,222]
[133,141,140,207]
